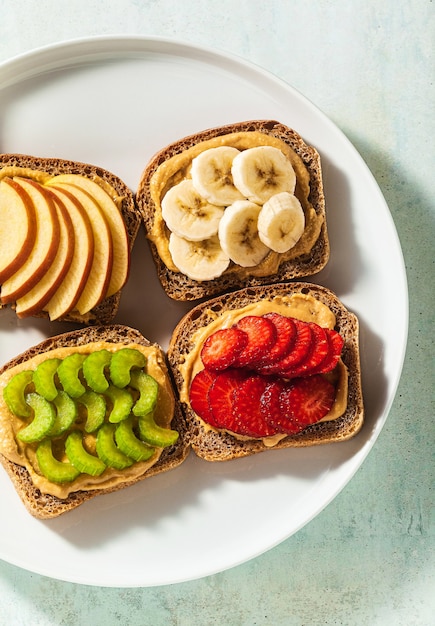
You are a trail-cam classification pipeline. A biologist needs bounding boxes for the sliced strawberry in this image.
[200,327,248,371]
[310,329,344,375]
[282,323,329,378]
[273,375,336,434]
[232,375,278,437]
[234,316,277,368]
[260,378,287,431]
[208,369,248,430]
[257,313,297,366]
[189,369,218,425]
[261,319,314,376]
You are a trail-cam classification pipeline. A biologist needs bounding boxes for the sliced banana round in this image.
[218,200,269,267]
[161,179,224,241]
[190,146,245,206]
[257,192,305,253]
[168,232,230,281]
[231,146,296,204]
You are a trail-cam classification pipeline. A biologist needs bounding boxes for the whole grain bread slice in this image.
[167,282,364,461]
[0,324,190,519]
[136,120,329,301]
[0,154,141,324]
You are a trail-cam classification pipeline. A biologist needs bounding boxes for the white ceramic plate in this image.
[0,36,408,587]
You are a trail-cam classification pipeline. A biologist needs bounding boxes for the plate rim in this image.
[0,34,409,587]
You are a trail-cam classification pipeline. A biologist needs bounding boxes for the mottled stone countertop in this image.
[0,1,433,624]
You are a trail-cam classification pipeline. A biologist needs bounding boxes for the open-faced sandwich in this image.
[0,154,140,323]
[136,120,329,300]
[167,282,364,461]
[0,325,189,518]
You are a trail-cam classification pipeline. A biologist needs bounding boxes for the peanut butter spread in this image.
[148,131,323,277]
[179,294,348,445]
[0,342,175,498]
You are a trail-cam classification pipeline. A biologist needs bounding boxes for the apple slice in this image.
[47,175,129,296]
[47,184,113,315]
[1,177,59,304]
[43,188,94,320]
[15,181,75,317]
[0,178,37,284]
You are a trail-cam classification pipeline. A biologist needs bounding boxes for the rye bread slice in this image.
[0,154,141,324]
[0,324,190,519]
[136,120,329,301]
[167,282,364,461]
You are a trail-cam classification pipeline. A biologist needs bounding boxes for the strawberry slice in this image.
[282,323,329,378]
[260,378,287,430]
[234,316,277,368]
[261,319,314,376]
[200,327,248,371]
[257,313,297,366]
[268,375,336,434]
[189,369,218,425]
[208,369,248,430]
[310,329,344,375]
[232,375,278,437]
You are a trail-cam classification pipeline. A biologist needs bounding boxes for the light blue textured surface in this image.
[0,1,434,624]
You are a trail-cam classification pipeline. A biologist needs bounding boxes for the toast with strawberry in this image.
[167,282,364,461]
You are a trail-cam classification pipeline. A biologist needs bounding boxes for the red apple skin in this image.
[15,180,75,318]
[0,178,37,284]
[0,178,60,304]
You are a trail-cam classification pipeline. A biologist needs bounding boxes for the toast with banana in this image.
[167,282,364,461]
[136,120,329,301]
[0,154,140,324]
[0,324,189,519]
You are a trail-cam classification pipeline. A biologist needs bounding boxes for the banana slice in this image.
[257,192,305,253]
[168,232,230,281]
[231,146,296,204]
[161,179,224,241]
[190,146,245,206]
[218,200,269,267]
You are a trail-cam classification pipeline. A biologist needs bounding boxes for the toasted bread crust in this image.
[167,282,364,461]
[0,154,141,324]
[136,120,329,301]
[0,325,190,519]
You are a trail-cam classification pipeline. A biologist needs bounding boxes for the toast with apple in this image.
[136,120,329,301]
[167,282,364,461]
[0,324,190,519]
[0,154,140,323]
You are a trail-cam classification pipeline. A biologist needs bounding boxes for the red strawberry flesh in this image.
[189,369,218,425]
[234,315,277,368]
[262,319,313,376]
[282,323,330,378]
[200,327,248,371]
[274,375,336,434]
[309,329,344,375]
[259,313,297,365]
[232,375,278,437]
[208,369,248,430]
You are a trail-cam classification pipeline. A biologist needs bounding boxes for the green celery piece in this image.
[109,348,146,388]
[129,371,159,416]
[57,353,87,398]
[115,417,156,462]
[105,385,134,423]
[17,393,56,443]
[96,423,134,470]
[77,391,106,433]
[49,391,78,437]
[65,430,106,476]
[82,350,111,393]
[138,412,179,448]
[3,370,33,418]
[32,358,61,401]
[36,439,81,483]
